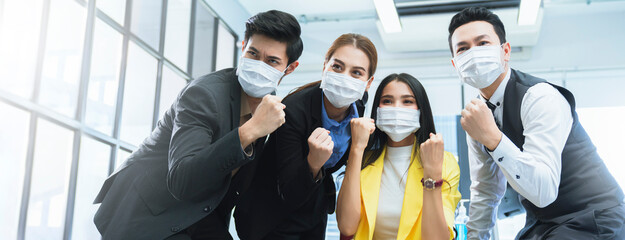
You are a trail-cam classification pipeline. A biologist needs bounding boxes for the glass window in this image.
[164,0,191,71]
[565,69,625,108]
[326,213,341,239]
[159,65,188,119]
[421,79,462,116]
[578,107,625,189]
[97,0,126,25]
[526,71,564,87]
[119,41,157,146]
[462,81,480,103]
[191,2,216,78]
[495,213,526,240]
[433,115,459,156]
[116,148,132,170]
[0,0,44,99]
[25,119,75,240]
[71,136,111,240]
[130,0,162,50]
[0,102,30,240]
[85,19,124,135]
[215,22,235,71]
[38,0,87,118]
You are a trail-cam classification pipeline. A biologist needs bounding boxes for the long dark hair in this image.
[285,33,378,99]
[361,73,436,169]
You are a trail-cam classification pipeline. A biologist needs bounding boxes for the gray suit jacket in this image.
[93,68,261,239]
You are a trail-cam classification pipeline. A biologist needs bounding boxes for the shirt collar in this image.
[321,92,359,128]
[480,66,511,105]
[240,89,252,117]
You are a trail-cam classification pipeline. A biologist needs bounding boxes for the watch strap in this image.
[421,177,444,190]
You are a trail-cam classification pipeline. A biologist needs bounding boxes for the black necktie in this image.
[486,101,501,129]
[486,101,497,113]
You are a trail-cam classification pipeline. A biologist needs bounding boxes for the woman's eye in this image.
[479,41,489,46]
[457,47,467,54]
[352,71,362,76]
[270,59,279,64]
[332,64,342,71]
[248,51,257,57]
[381,99,392,104]
[404,100,414,104]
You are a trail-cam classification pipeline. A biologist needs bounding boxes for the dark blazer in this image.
[93,68,263,240]
[234,83,366,239]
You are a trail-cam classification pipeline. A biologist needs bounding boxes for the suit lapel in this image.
[397,140,423,239]
[310,85,323,129]
[361,146,386,239]
[230,72,241,130]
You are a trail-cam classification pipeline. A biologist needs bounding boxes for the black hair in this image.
[361,73,436,169]
[447,7,507,54]
[244,10,304,65]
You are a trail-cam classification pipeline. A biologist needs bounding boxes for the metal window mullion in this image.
[94,8,125,36]
[0,0,4,37]
[460,84,465,108]
[30,0,52,105]
[16,0,52,237]
[196,0,238,42]
[110,0,135,175]
[63,130,82,240]
[16,114,39,240]
[231,28,238,68]
[210,18,218,72]
[63,0,97,237]
[187,0,196,77]
[152,0,168,129]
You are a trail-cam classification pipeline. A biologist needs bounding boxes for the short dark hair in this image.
[447,7,506,54]
[362,73,436,169]
[244,10,303,65]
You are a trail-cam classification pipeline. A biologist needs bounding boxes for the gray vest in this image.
[502,69,623,224]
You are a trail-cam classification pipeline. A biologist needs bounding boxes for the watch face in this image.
[425,179,435,189]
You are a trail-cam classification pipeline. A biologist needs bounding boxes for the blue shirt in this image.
[321,93,359,169]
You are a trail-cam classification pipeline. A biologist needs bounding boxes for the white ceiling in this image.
[237,0,376,16]
[236,0,625,73]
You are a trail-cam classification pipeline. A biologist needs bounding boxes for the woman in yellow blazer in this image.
[337,73,461,240]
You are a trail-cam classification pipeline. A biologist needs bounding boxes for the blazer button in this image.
[171,226,180,232]
[203,206,212,212]
[498,157,504,162]
[235,191,240,196]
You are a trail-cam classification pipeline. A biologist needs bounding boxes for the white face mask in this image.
[236,57,287,98]
[376,107,421,142]
[320,71,367,108]
[453,45,505,89]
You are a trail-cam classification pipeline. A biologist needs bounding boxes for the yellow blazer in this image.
[354,141,461,240]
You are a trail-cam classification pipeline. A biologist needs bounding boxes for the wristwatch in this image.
[421,178,444,190]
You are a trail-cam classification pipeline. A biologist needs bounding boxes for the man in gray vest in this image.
[448,7,625,239]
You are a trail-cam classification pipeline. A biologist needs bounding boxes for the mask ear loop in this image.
[277,63,291,83]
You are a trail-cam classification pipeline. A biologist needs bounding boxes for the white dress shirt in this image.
[466,68,574,240]
[373,145,412,240]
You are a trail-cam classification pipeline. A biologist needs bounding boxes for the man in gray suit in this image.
[93,10,303,240]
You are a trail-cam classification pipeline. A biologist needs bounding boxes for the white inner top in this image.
[373,145,413,240]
